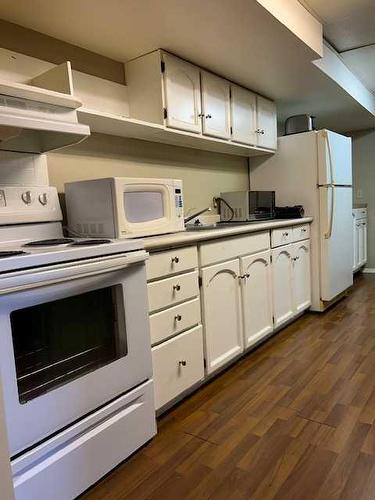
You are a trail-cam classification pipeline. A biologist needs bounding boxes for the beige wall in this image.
[47,133,249,215]
[351,129,375,268]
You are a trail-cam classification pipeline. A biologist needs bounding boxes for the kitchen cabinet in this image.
[162,53,202,133]
[201,71,231,139]
[272,240,311,328]
[272,244,294,328]
[125,50,277,155]
[200,259,243,374]
[353,208,367,272]
[256,96,277,150]
[230,85,257,146]
[240,250,273,348]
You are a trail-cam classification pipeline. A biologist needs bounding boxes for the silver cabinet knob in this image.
[38,193,48,206]
[173,284,181,291]
[21,191,33,205]
[178,360,187,367]
[205,114,212,119]
[283,232,289,237]
[174,314,182,322]
[171,256,179,264]
[198,113,204,118]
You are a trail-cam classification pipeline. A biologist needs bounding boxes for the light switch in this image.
[0,190,6,207]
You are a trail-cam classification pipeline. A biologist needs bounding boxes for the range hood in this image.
[0,80,90,153]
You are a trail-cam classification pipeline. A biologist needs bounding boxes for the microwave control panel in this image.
[175,188,183,218]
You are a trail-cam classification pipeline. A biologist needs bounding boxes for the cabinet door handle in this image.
[301,228,307,233]
[178,360,187,367]
[362,222,366,226]
[174,314,182,322]
[171,256,180,264]
[173,284,181,291]
[283,232,289,237]
[205,114,212,119]
[198,113,204,118]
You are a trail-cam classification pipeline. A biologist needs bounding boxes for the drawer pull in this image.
[174,314,182,322]
[171,256,180,264]
[292,256,300,261]
[178,360,187,367]
[173,284,181,291]
[239,273,250,280]
[301,228,307,233]
[282,232,289,237]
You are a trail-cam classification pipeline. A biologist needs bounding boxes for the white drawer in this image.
[353,208,367,220]
[292,224,310,242]
[150,298,201,345]
[271,227,293,248]
[199,231,270,267]
[152,325,204,410]
[148,270,199,312]
[147,246,198,280]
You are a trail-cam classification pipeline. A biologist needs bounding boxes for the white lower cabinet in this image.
[152,325,204,410]
[272,240,311,329]
[240,250,273,348]
[200,259,244,375]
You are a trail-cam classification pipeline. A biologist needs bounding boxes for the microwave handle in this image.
[0,251,147,295]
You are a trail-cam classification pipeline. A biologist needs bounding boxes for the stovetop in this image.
[0,231,145,273]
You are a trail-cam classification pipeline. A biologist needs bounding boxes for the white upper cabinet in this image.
[256,96,277,150]
[272,245,294,329]
[201,259,243,374]
[201,72,231,139]
[230,85,257,146]
[162,53,202,133]
[292,240,311,314]
[240,250,273,349]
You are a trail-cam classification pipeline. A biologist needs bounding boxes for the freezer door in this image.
[319,186,353,301]
[318,130,352,186]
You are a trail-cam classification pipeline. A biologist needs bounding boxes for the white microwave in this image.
[65,177,185,238]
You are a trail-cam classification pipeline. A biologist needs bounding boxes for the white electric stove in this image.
[0,183,156,500]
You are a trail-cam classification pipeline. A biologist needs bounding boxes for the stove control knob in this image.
[38,193,48,206]
[21,191,34,205]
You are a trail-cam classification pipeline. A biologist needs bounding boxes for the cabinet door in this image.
[230,85,257,145]
[292,240,311,313]
[201,259,243,374]
[163,53,202,133]
[240,250,273,349]
[272,245,294,329]
[353,217,358,271]
[256,96,277,150]
[359,220,367,266]
[201,71,231,139]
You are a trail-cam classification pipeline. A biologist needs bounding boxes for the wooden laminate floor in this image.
[83,274,375,500]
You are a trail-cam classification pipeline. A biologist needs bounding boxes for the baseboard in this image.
[363,268,375,274]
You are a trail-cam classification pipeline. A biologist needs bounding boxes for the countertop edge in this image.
[141,217,313,251]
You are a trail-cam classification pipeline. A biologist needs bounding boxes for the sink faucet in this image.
[184,207,212,224]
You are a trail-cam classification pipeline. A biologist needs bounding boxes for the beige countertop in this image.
[141,217,313,251]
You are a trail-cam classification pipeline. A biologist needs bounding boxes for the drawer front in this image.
[199,231,270,267]
[271,227,293,248]
[353,208,367,220]
[12,381,156,500]
[292,224,310,242]
[150,298,201,345]
[147,246,198,280]
[148,270,199,312]
[152,325,204,410]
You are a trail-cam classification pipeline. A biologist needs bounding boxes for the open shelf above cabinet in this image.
[77,108,274,157]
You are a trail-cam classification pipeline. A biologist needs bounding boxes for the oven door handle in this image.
[0,250,148,294]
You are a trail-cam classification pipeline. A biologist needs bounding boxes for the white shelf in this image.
[77,108,275,157]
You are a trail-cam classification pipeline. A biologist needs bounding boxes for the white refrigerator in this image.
[251,129,353,312]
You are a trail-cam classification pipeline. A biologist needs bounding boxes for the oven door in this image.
[0,251,152,456]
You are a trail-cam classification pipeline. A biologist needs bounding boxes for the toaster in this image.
[285,114,316,135]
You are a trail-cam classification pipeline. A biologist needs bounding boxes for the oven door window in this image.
[10,285,127,404]
[124,191,165,223]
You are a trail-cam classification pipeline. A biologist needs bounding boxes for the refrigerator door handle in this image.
[324,130,335,185]
[325,185,335,239]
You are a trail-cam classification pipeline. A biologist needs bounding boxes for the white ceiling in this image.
[302,0,375,93]
[0,0,374,132]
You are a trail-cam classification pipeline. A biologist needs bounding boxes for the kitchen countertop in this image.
[141,217,313,251]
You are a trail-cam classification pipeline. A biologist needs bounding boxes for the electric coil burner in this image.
[24,238,75,247]
[0,251,28,258]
